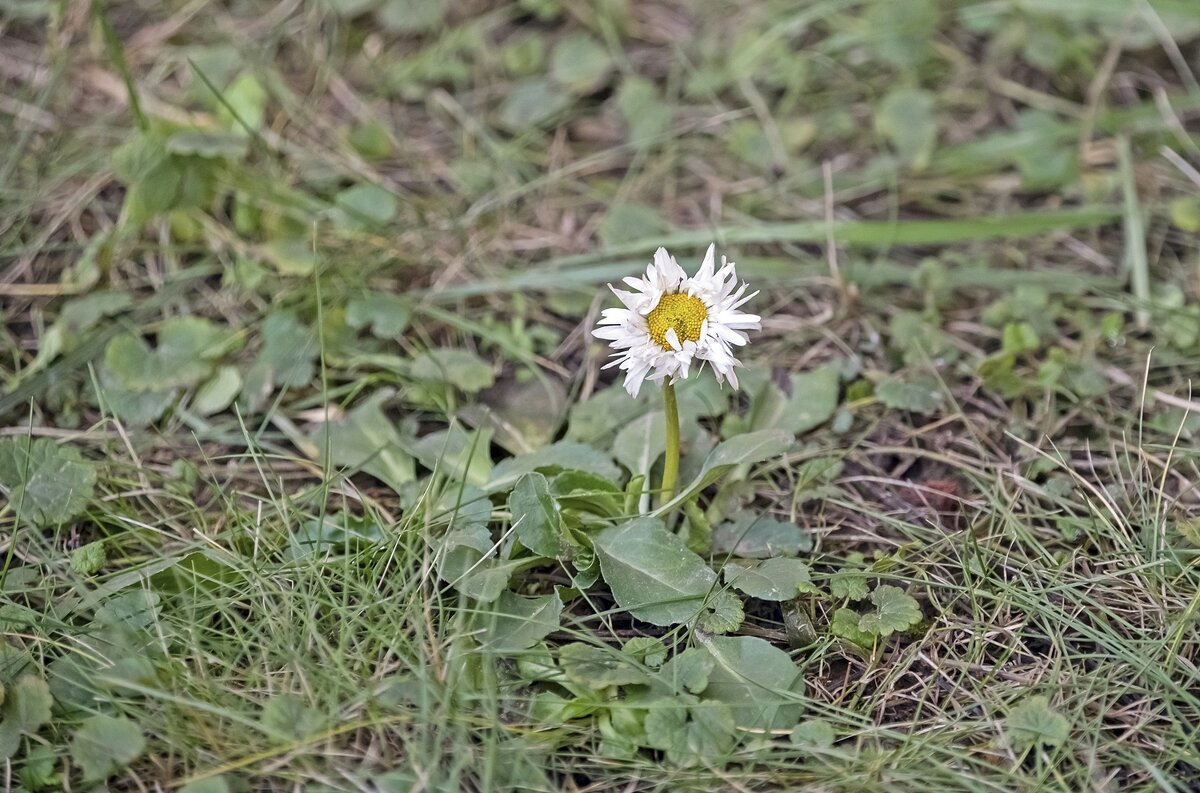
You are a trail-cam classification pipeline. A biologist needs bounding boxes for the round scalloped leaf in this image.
[0,438,96,527]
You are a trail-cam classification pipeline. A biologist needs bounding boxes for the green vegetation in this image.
[2,0,1199,790]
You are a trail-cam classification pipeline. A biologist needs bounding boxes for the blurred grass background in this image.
[2,0,1200,791]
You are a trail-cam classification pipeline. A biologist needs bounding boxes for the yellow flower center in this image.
[646,292,708,350]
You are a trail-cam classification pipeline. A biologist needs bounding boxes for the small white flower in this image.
[592,244,761,397]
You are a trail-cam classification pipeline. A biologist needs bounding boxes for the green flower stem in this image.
[660,381,680,508]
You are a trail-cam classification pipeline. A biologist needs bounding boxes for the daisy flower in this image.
[593,244,760,397]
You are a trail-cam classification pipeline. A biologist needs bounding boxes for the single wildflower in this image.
[592,244,760,398]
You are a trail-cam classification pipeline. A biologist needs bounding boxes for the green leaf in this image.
[1006,695,1070,750]
[180,776,232,793]
[656,429,791,514]
[410,349,495,394]
[697,591,744,634]
[698,634,805,729]
[549,469,622,517]
[497,78,571,132]
[332,183,398,230]
[875,87,937,170]
[262,237,318,276]
[829,607,874,647]
[70,714,145,782]
[476,591,563,653]
[261,694,325,740]
[790,718,836,748]
[193,366,242,416]
[723,558,814,601]
[829,570,869,601]
[644,700,737,767]
[611,410,665,477]
[615,77,672,147]
[866,0,939,69]
[436,526,516,603]
[712,515,813,558]
[376,0,443,33]
[218,72,268,133]
[311,389,415,492]
[346,294,412,338]
[0,437,96,527]
[856,585,921,637]
[559,642,649,688]
[0,675,53,760]
[242,310,316,408]
[658,647,714,695]
[508,473,564,558]
[550,32,613,94]
[598,203,669,249]
[70,541,107,575]
[750,363,841,435]
[165,130,248,159]
[875,374,943,413]
[593,517,717,626]
[414,425,493,488]
[487,441,620,493]
[622,637,667,669]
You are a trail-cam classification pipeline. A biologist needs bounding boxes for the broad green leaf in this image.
[476,591,563,653]
[856,585,921,637]
[410,349,495,394]
[487,441,619,493]
[70,541,107,575]
[658,647,714,695]
[0,675,53,760]
[875,374,943,413]
[598,203,669,249]
[559,642,649,688]
[697,591,744,634]
[611,410,664,477]
[261,694,325,740]
[193,366,242,416]
[105,317,227,391]
[550,469,622,517]
[508,473,563,558]
[875,87,937,169]
[436,526,516,603]
[622,637,667,669]
[346,294,412,338]
[376,0,443,33]
[165,130,248,159]
[311,389,415,492]
[644,700,737,767]
[750,363,841,435]
[829,570,870,601]
[550,32,613,94]
[263,237,318,276]
[791,718,836,748]
[497,78,571,132]
[723,558,814,601]
[655,429,791,515]
[0,437,96,527]
[332,183,397,230]
[1006,695,1070,750]
[594,517,717,626]
[697,634,805,729]
[70,715,145,782]
[615,77,672,148]
[180,776,232,793]
[866,0,939,69]
[712,515,813,558]
[468,376,566,453]
[241,310,317,409]
[414,425,493,488]
[218,72,268,133]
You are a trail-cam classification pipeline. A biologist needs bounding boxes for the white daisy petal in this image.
[592,243,759,395]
